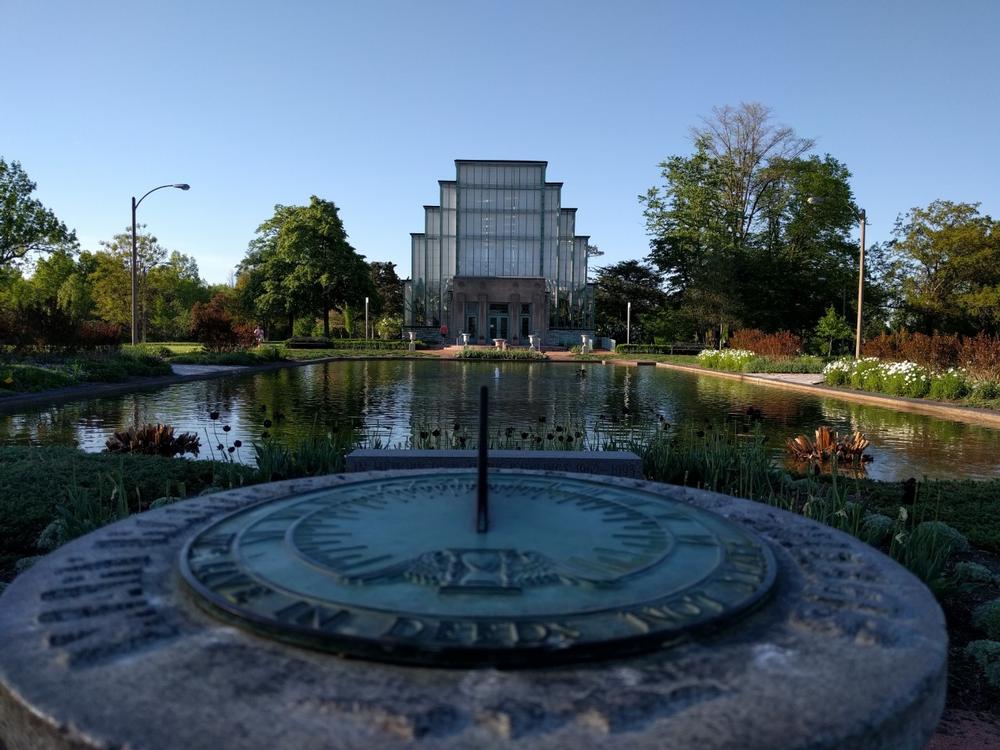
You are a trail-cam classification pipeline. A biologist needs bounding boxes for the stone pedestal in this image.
[0,470,946,750]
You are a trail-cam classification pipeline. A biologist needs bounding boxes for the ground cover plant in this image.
[0,349,172,395]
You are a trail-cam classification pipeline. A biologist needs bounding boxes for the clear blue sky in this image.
[3,0,998,284]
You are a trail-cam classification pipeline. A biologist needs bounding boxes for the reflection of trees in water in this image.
[3,362,999,481]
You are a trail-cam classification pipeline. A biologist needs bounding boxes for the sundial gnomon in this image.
[181,390,775,666]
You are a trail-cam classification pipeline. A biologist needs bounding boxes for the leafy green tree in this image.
[0,158,76,266]
[146,252,210,340]
[640,103,862,339]
[886,200,1000,334]
[814,305,853,356]
[29,248,77,307]
[89,228,168,338]
[369,261,403,317]
[593,260,668,342]
[56,274,94,322]
[240,197,375,337]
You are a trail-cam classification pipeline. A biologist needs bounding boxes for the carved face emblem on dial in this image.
[181,473,774,666]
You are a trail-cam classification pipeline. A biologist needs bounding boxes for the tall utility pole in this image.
[854,209,866,359]
[626,301,631,345]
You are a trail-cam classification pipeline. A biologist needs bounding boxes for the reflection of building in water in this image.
[404,160,594,346]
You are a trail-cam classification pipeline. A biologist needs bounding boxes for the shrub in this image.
[928,369,972,400]
[105,424,202,457]
[966,641,1000,690]
[973,599,1000,640]
[891,520,967,591]
[190,295,255,351]
[954,562,997,586]
[973,380,1000,400]
[864,331,961,370]
[0,364,75,393]
[913,520,969,555]
[697,348,757,371]
[825,358,933,398]
[743,356,825,374]
[454,348,546,360]
[729,329,801,357]
[614,343,703,355]
[860,514,893,546]
[375,315,403,341]
[960,333,1000,381]
[76,320,123,347]
[880,361,931,398]
[284,338,413,351]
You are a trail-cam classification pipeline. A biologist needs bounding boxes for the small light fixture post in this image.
[626,301,631,345]
[807,196,866,359]
[365,296,369,340]
[131,183,190,345]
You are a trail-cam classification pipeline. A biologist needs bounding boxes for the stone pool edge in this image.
[619,359,1000,429]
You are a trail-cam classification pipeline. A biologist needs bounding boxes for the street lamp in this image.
[131,183,190,344]
[626,301,631,345]
[365,297,370,340]
[807,196,866,359]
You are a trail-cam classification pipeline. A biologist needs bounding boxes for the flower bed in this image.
[823,357,1000,402]
[696,349,757,371]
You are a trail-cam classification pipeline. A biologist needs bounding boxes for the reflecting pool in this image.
[2,360,998,482]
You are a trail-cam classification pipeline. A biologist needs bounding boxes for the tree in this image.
[240,197,375,337]
[593,260,668,342]
[89,227,168,338]
[0,158,76,266]
[147,252,210,339]
[640,103,861,339]
[369,261,403,317]
[886,200,1000,335]
[814,306,853,356]
[29,248,77,307]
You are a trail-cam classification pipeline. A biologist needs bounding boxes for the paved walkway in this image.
[748,372,825,385]
[170,364,249,376]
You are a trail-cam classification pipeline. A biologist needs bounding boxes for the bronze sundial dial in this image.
[180,472,775,666]
[180,386,774,667]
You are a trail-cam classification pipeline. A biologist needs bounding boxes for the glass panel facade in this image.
[406,161,594,331]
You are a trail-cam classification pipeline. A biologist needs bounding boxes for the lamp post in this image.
[131,183,190,344]
[626,301,631,345]
[365,297,369,340]
[807,197,866,359]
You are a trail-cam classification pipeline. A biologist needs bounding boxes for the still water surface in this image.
[2,360,998,482]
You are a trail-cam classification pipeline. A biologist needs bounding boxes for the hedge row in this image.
[615,343,702,355]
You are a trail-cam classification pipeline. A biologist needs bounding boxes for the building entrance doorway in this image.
[488,304,509,340]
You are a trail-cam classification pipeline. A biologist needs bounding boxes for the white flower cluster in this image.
[697,348,756,368]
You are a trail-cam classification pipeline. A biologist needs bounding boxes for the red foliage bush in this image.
[0,307,121,351]
[959,333,1000,381]
[77,320,122,347]
[190,295,253,351]
[864,331,961,371]
[729,329,802,357]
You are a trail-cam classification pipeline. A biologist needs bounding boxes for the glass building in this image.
[404,160,595,345]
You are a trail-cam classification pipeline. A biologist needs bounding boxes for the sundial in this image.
[180,389,776,667]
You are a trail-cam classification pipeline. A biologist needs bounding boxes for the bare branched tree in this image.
[692,102,814,246]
